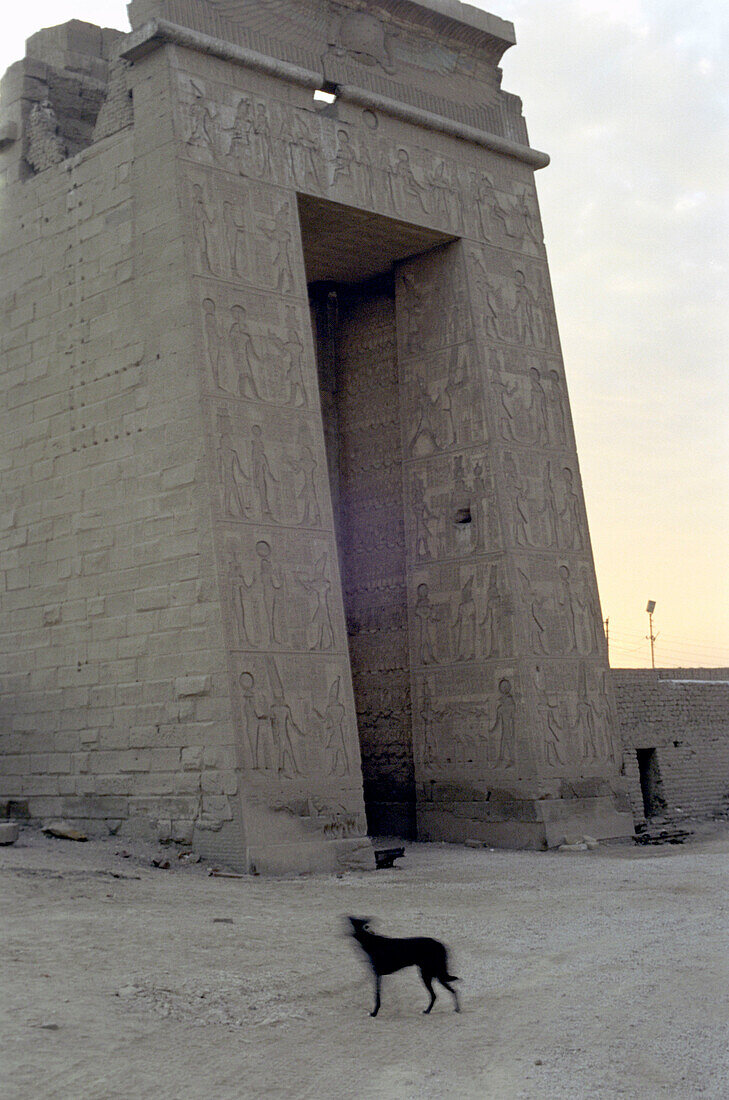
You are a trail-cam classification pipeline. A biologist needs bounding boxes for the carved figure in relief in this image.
[419,678,440,769]
[218,413,249,519]
[266,659,302,778]
[491,678,517,767]
[512,270,540,346]
[473,172,511,243]
[412,477,437,560]
[250,425,277,520]
[239,671,273,769]
[355,137,375,207]
[281,110,320,189]
[443,345,469,446]
[256,540,283,646]
[519,569,550,655]
[297,553,334,651]
[191,184,218,275]
[228,545,255,646]
[332,129,355,186]
[287,445,322,526]
[228,304,262,401]
[548,369,568,443]
[453,576,477,661]
[387,148,429,216]
[558,467,584,551]
[223,201,249,279]
[252,102,272,177]
[408,374,440,456]
[278,309,308,407]
[429,158,462,232]
[535,274,558,350]
[514,188,543,249]
[496,372,521,441]
[226,96,254,174]
[471,461,488,552]
[187,83,217,151]
[557,565,579,653]
[578,571,603,656]
[575,661,599,762]
[259,202,296,294]
[202,298,226,391]
[480,565,504,657]
[470,252,503,340]
[533,665,564,766]
[503,453,532,547]
[315,677,350,777]
[528,366,550,445]
[538,462,557,548]
[414,583,439,665]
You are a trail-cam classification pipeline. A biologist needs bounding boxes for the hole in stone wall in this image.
[454,507,472,525]
[313,83,338,105]
[636,748,667,819]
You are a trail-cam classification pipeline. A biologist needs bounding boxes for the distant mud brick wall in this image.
[613,669,729,825]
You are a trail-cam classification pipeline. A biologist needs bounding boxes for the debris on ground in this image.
[42,822,88,842]
[208,868,246,878]
[634,826,693,845]
[0,821,20,845]
[151,858,171,869]
[374,846,405,869]
[558,835,600,852]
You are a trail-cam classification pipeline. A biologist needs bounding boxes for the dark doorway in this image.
[298,196,455,839]
[636,748,667,818]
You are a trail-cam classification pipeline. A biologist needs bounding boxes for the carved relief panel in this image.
[528,659,620,770]
[219,529,346,656]
[412,664,523,776]
[205,397,327,529]
[187,164,306,298]
[175,66,533,244]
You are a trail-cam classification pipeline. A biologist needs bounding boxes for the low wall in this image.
[613,669,729,825]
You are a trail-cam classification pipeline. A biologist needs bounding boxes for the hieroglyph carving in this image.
[201,288,313,408]
[414,669,520,772]
[177,74,539,243]
[236,659,356,780]
[518,562,604,658]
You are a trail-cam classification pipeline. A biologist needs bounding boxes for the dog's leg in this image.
[370,973,381,1017]
[439,977,460,1013]
[420,971,437,1014]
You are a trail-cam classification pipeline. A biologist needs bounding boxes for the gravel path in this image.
[2,826,728,1099]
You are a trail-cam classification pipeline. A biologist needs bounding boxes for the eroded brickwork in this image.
[614,669,729,824]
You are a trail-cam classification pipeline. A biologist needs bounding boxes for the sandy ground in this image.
[2,825,729,1100]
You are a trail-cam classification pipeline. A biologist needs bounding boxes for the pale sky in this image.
[3,1,728,669]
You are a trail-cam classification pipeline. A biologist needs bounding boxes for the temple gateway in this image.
[0,0,633,871]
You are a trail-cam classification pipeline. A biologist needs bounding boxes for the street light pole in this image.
[646,600,657,669]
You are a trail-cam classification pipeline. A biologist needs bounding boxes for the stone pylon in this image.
[0,0,632,870]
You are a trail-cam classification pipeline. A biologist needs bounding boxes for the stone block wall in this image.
[614,669,729,825]
[0,56,245,861]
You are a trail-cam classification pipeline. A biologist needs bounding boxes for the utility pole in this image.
[645,600,658,669]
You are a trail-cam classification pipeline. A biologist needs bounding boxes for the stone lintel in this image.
[119,18,549,170]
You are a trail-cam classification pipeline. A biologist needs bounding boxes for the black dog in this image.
[348,916,460,1017]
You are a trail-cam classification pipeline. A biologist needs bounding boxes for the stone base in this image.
[418,796,635,850]
[244,836,375,876]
